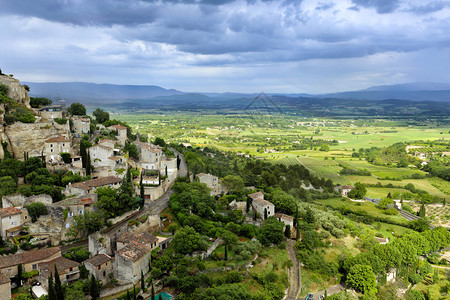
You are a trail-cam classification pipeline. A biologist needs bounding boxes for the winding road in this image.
[286,240,301,300]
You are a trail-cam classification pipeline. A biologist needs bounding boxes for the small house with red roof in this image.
[82,254,113,285]
[53,194,97,231]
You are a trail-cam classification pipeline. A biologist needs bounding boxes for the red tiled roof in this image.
[83,254,111,267]
[45,135,70,143]
[0,207,21,218]
[91,144,113,151]
[110,125,127,130]
[71,176,122,190]
[248,192,264,201]
[117,232,158,246]
[275,213,294,221]
[54,195,96,207]
[0,247,61,269]
[38,256,80,278]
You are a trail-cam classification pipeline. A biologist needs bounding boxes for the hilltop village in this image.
[0,73,449,300]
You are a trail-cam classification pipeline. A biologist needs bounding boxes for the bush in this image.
[408,273,423,284]
[385,208,399,215]
[225,272,242,283]
[25,202,48,222]
[54,118,67,125]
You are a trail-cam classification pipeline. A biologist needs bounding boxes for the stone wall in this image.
[0,75,30,108]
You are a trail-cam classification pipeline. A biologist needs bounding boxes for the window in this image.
[66,223,70,229]
[98,265,101,270]
[50,144,53,147]
[103,271,106,277]
[50,149,53,153]
[7,269,11,274]
[11,221,16,226]
[63,143,65,147]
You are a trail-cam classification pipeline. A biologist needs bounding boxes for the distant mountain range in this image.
[25,81,450,104]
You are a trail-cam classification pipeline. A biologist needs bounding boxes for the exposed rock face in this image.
[0,75,30,108]
[0,121,70,159]
[27,206,65,244]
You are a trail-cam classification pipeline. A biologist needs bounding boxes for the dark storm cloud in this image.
[351,0,400,14]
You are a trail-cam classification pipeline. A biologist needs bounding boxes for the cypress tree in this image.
[126,290,131,300]
[54,265,64,300]
[80,140,87,168]
[90,274,100,300]
[419,203,426,218]
[141,270,145,292]
[151,283,155,300]
[263,208,267,220]
[86,150,92,176]
[165,165,168,176]
[133,285,136,300]
[140,171,145,200]
[48,273,56,300]
[17,263,23,287]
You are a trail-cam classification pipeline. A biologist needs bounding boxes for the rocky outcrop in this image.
[0,121,70,159]
[0,75,30,108]
[27,206,65,244]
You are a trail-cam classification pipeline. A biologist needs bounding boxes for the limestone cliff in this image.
[0,121,70,159]
[0,75,30,108]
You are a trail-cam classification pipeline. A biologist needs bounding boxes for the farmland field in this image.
[116,113,449,200]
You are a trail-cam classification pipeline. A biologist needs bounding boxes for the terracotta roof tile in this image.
[248,192,264,201]
[0,272,10,284]
[83,254,112,267]
[54,195,96,207]
[71,176,122,190]
[0,247,61,269]
[0,207,22,218]
[38,256,80,278]
[275,213,294,221]
[117,241,150,262]
[110,125,127,130]
[117,232,158,246]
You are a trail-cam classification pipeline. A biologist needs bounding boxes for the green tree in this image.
[30,97,52,108]
[17,263,23,287]
[260,217,284,246]
[346,264,377,296]
[348,182,367,199]
[48,273,56,300]
[86,150,92,176]
[68,211,105,238]
[54,265,64,300]
[151,283,155,300]
[0,176,16,197]
[90,274,100,300]
[141,270,145,292]
[153,137,166,147]
[222,175,244,193]
[67,102,86,116]
[25,202,48,222]
[93,108,110,124]
[171,226,205,255]
[418,203,426,218]
[124,142,139,160]
[284,225,291,238]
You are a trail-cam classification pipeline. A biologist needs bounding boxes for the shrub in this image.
[25,202,48,222]
[54,118,67,125]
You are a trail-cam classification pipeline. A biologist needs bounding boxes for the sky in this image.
[1,0,450,94]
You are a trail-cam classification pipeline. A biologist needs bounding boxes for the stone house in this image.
[0,272,11,300]
[0,247,61,279]
[116,232,158,252]
[71,116,90,138]
[38,256,80,290]
[0,75,30,107]
[0,207,22,237]
[134,141,163,169]
[45,135,71,163]
[82,254,113,285]
[53,194,97,231]
[196,173,227,196]
[334,185,355,197]
[98,139,116,149]
[108,125,128,145]
[275,213,294,229]
[114,241,151,284]
[89,144,114,168]
[229,200,247,213]
[249,192,275,219]
[63,176,122,196]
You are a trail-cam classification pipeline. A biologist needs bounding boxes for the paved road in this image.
[171,147,188,177]
[286,240,301,300]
